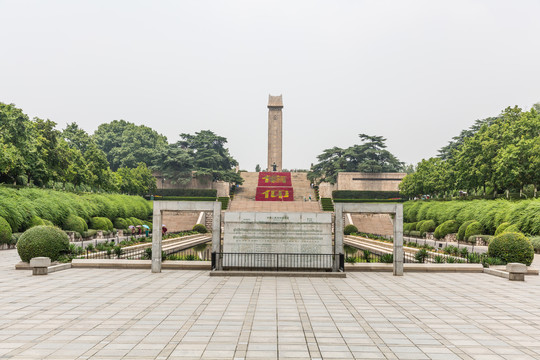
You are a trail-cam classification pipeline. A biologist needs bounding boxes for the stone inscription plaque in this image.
[223,212,332,268]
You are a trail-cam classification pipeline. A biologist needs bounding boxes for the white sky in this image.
[1,0,539,171]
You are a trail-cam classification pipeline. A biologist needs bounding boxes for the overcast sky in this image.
[1,0,539,171]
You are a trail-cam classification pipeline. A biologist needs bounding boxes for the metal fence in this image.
[212,252,343,272]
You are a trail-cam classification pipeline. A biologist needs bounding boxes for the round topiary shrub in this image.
[488,232,534,266]
[17,225,69,263]
[419,220,436,237]
[90,217,113,231]
[28,215,45,229]
[415,220,426,231]
[502,224,520,234]
[63,215,87,235]
[457,220,476,241]
[434,220,459,240]
[114,218,129,230]
[464,221,484,241]
[193,224,208,233]
[494,222,512,236]
[0,216,13,245]
[344,224,358,235]
[43,219,54,226]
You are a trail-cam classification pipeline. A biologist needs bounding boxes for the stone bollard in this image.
[30,257,51,275]
[506,263,527,281]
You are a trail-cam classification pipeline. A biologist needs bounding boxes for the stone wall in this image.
[318,183,336,198]
[154,172,230,197]
[336,172,407,192]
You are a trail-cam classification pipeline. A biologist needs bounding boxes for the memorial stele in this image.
[267,94,283,172]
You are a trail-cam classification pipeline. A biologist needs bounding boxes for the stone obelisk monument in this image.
[267,94,283,172]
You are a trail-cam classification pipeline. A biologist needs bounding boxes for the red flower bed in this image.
[258,172,292,187]
[255,187,294,201]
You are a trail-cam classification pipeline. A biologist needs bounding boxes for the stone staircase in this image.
[230,172,321,212]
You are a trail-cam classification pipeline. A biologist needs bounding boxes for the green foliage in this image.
[114,218,129,230]
[152,189,217,197]
[17,225,69,262]
[415,220,426,231]
[0,216,12,245]
[308,134,404,184]
[29,215,45,228]
[502,224,520,234]
[320,198,334,211]
[192,224,208,233]
[154,196,217,202]
[415,248,428,263]
[409,230,421,237]
[82,229,98,238]
[332,191,404,200]
[91,217,113,231]
[343,245,357,255]
[218,197,229,210]
[529,236,540,253]
[381,253,393,263]
[488,232,534,266]
[457,220,476,241]
[434,220,459,239]
[63,215,88,234]
[332,199,405,203]
[464,221,484,241]
[419,220,436,237]
[495,222,512,236]
[344,224,358,235]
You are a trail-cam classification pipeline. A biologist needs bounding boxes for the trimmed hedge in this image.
[502,224,520,234]
[403,199,540,235]
[0,216,12,245]
[408,230,421,237]
[415,220,426,231]
[114,218,129,230]
[91,217,113,231]
[344,224,358,235]
[494,222,512,236]
[63,215,88,234]
[320,198,334,211]
[488,232,534,266]
[419,220,436,237]
[464,221,484,241]
[332,199,405,203]
[152,196,217,202]
[29,215,45,228]
[457,220,476,241]
[332,190,404,200]
[192,224,208,233]
[17,225,69,262]
[218,197,229,210]
[0,186,151,232]
[434,220,459,240]
[152,189,217,197]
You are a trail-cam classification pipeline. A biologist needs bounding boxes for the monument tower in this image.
[267,94,283,172]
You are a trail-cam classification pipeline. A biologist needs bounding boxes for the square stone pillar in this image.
[151,210,162,273]
[334,204,344,271]
[393,204,404,276]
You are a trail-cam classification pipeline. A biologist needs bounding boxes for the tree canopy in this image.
[308,134,404,184]
[400,106,540,198]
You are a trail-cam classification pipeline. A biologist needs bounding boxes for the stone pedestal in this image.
[507,263,526,281]
[30,257,51,275]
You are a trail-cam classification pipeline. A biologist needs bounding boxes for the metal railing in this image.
[212,252,343,272]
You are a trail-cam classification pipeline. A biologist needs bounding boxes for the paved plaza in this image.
[0,249,539,360]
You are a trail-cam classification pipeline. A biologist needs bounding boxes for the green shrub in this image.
[0,216,13,245]
[419,220,436,237]
[415,220,426,231]
[434,220,459,240]
[332,190,404,200]
[114,218,129,230]
[43,219,54,226]
[63,215,87,235]
[90,217,113,231]
[494,222,512,236]
[82,229,98,238]
[17,225,69,262]
[29,215,45,228]
[10,232,23,245]
[344,224,358,235]
[488,232,534,266]
[320,198,334,211]
[381,253,393,263]
[467,234,492,245]
[129,217,143,226]
[192,224,208,233]
[464,221,484,241]
[152,188,217,197]
[501,224,520,234]
[530,236,540,253]
[457,220,476,241]
[415,248,428,263]
[409,230,421,237]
